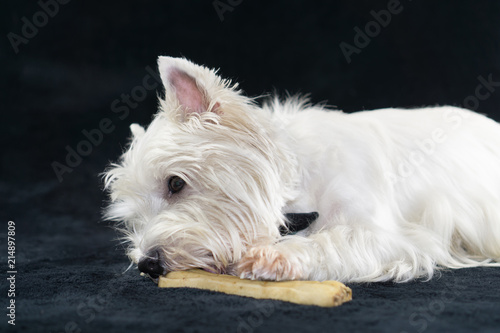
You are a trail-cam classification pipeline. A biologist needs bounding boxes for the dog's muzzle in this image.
[138,249,166,278]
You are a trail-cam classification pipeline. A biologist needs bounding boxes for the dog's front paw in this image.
[237,246,303,281]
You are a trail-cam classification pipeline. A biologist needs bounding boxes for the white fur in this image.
[104,56,500,282]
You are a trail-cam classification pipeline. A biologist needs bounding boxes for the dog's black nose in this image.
[138,250,165,278]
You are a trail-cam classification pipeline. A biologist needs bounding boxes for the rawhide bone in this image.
[158,269,352,307]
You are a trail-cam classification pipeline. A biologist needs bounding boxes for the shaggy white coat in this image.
[104,56,500,282]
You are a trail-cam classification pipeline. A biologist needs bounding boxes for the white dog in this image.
[104,56,500,283]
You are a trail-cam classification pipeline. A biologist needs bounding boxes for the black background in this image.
[2,1,500,332]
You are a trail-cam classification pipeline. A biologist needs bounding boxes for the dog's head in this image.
[104,57,298,277]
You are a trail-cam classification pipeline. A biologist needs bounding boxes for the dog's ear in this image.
[158,56,221,120]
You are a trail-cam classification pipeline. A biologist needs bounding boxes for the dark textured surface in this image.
[3,1,500,332]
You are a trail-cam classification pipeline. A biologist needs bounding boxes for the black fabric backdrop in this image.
[2,1,500,332]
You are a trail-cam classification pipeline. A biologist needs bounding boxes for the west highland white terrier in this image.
[104,56,500,282]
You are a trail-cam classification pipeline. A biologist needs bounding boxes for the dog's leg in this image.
[237,224,440,282]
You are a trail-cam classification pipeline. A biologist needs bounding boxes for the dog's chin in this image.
[141,265,224,280]
[164,260,230,276]
[202,267,220,274]
[200,263,230,275]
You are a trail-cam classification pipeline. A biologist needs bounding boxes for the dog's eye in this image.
[168,176,185,194]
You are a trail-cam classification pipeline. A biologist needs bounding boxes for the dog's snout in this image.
[138,250,165,278]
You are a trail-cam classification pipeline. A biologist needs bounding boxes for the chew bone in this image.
[158,269,352,307]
